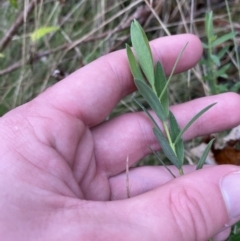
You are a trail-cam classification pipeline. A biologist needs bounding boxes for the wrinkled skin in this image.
[1,34,240,241]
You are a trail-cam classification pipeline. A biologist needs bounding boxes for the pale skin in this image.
[1,34,240,241]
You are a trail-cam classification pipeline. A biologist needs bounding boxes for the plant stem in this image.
[208,41,217,94]
[225,0,240,83]
[163,121,175,151]
[159,42,189,100]
[163,121,185,175]
[179,167,184,176]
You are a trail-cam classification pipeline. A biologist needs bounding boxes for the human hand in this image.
[1,34,240,241]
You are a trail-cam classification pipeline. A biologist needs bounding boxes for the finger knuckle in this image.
[168,185,209,241]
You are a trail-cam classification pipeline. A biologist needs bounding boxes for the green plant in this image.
[9,0,18,8]
[30,26,60,42]
[225,0,240,84]
[228,222,240,241]
[202,11,236,94]
[126,20,215,175]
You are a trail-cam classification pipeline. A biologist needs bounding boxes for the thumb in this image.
[116,165,240,241]
[47,165,240,241]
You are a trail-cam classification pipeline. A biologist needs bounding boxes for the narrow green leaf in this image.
[153,127,181,169]
[216,64,231,77]
[154,61,165,97]
[218,84,228,92]
[196,139,215,170]
[155,61,169,117]
[169,112,184,165]
[210,54,221,67]
[134,98,160,130]
[131,20,154,86]
[160,42,189,101]
[134,79,167,121]
[30,26,60,42]
[149,147,176,178]
[174,103,217,145]
[205,11,213,39]
[202,42,209,49]
[134,99,179,169]
[219,74,228,79]
[205,12,210,38]
[126,44,145,82]
[217,46,229,59]
[231,82,240,92]
[169,111,180,140]
[9,0,18,8]
[209,35,217,44]
[212,32,236,47]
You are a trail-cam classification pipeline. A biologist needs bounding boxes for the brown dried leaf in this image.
[213,146,240,165]
[190,125,240,166]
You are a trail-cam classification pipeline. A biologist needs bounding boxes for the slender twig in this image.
[0,29,125,76]
[67,0,143,51]
[0,6,151,77]
[0,0,41,51]
[144,0,170,36]
[0,62,23,76]
[159,42,189,100]
[176,0,189,33]
[126,156,130,199]
[13,0,29,108]
[149,147,176,178]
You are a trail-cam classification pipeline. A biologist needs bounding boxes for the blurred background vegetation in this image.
[1,0,239,115]
[0,0,240,239]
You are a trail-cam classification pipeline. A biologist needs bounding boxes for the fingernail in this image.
[220,172,240,219]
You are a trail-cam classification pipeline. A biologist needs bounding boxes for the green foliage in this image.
[174,103,216,145]
[202,11,237,94]
[126,44,145,82]
[127,20,215,175]
[196,139,215,170]
[224,0,240,84]
[134,79,167,121]
[153,127,181,169]
[9,0,18,8]
[30,26,60,42]
[150,147,176,178]
[169,112,184,166]
[228,222,240,241]
[130,20,154,87]
[155,61,169,117]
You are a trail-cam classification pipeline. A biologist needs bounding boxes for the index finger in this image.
[39,34,202,126]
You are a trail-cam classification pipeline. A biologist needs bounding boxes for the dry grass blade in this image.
[0,0,41,51]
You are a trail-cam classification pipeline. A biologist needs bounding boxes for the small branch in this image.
[0,3,151,76]
[0,0,41,51]
[0,29,127,76]
[0,62,23,75]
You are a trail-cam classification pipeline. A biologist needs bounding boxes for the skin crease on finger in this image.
[51,165,240,241]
